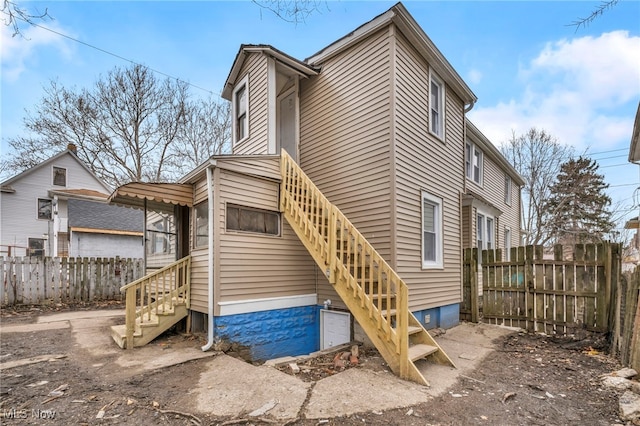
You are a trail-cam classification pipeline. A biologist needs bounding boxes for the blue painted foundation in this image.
[214,305,319,361]
[412,303,460,330]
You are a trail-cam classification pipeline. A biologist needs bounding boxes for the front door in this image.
[278,89,297,162]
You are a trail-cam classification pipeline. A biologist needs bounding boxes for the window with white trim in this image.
[53,166,66,186]
[504,174,512,205]
[422,192,443,268]
[465,141,483,185]
[429,71,445,139]
[504,227,512,261]
[233,75,249,145]
[476,212,495,251]
[37,198,52,220]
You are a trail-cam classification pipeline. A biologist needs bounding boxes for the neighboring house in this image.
[0,146,143,260]
[624,101,640,270]
[108,3,523,385]
[463,121,524,261]
[68,199,143,258]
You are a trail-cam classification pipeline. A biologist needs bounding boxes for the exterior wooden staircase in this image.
[111,256,191,349]
[280,150,455,386]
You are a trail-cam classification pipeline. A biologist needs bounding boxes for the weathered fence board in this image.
[0,257,144,306]
[463,243,621,336]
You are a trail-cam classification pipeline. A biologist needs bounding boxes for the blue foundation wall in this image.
[214,305,319,361]
[213,303,460,361]
[412,303,460,330]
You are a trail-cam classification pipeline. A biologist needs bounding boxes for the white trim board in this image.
[218,293,317,316]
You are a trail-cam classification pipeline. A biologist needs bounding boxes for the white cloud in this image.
[467,68,482,85]
[469,31,640,151]
[1,21,75,82]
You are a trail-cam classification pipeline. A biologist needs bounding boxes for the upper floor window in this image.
[429,71,445,139]
[504,174,512,205]
[53,166,66,186]
[233,75,249,145]
[37,198,52,220]
[422,192,443,269]
[465,142,483,185]
[226,204,280,236]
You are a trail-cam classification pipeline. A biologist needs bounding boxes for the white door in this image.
[278,90,297,162]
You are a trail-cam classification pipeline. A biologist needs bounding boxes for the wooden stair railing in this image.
[119,256,191,349]
[280,149,454,386]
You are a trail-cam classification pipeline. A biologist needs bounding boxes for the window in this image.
[422,192,443,268]
[465,141,483,185]
[57,232,69,257]
[233,75,249,145]
[504,227,512,261]
[477,212,495,251]
[28,238,44,257]
[226,204,280,236]
[504,174,512,205]
[37,198,52,220]
[194,202,209,248]
[429,71,445,139]
[147,216,174,255]
[53,166,66,186]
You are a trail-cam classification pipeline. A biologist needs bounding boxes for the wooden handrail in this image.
[280,149,409,360]
[121,255,191,349]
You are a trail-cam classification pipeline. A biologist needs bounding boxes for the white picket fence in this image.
[0,257,144,306]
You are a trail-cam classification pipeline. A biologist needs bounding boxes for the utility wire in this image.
[20,18,217,96]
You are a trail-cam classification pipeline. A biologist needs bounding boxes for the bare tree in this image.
[501,128,574,246]
[3,64,230,187]
[252,0,328,24]
[168,96,231,171]
[569,0,620,31]
[1,0,50,37]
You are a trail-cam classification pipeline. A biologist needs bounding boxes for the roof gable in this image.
[1,149,112,194]
[305,2,477,106]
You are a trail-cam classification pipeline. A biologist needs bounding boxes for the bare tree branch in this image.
[2,64,230,187]
[1,0,51,38]
[251,0,328,24]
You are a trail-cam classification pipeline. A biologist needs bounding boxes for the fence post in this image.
[470,248,478,322]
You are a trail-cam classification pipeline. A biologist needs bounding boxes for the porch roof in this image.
[108,182,193,211]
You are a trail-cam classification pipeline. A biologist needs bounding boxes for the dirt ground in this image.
[0,303,627,426]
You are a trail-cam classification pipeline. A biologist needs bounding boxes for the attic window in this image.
[53,167,66,186]
[233,75,249,145]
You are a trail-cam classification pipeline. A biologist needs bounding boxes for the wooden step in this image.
[408,344,439,362]
[407,325,422,335]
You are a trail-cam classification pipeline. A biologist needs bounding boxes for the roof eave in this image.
[628,102,640,163]
[222,45,319,100]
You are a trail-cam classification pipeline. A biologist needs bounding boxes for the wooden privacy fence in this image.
[462,243,621,335]
[0,257,144,306]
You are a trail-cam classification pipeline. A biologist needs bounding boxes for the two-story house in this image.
[0,146,143,259]
[108,2,521,386]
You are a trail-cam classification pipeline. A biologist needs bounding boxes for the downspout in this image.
[202,165,215,351]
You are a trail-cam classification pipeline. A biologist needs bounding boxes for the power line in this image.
[600,163,634,169]
[21,18,216,95]
[583,148,628,156]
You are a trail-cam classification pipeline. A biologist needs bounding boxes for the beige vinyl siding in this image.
[216,156,280,181]
[299,27,393,307]
[233,53,269,156]
[189,177,211,313]
[394,32,465,311]
[468,151,521,260]
[462,204,471,248]
[215,169,315,313]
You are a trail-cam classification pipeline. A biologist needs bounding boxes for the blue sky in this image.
[2,0,640,231]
